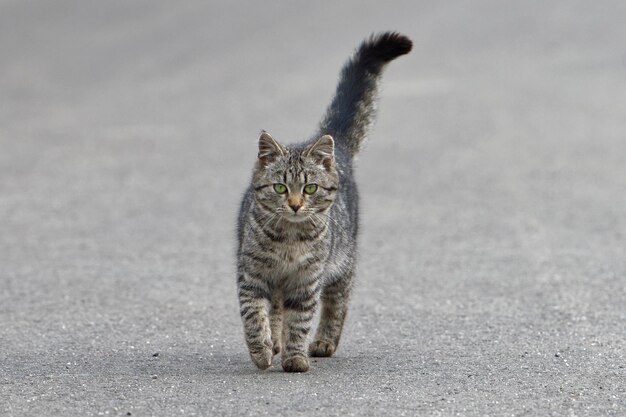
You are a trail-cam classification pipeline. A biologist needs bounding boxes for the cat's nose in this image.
[288,196,304,213]
[289,204,302,213]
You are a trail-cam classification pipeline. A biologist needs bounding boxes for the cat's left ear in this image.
[305,135,334,170]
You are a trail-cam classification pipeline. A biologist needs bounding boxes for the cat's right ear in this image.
[258,131,287,167]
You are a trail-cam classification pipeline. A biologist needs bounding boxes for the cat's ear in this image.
[258,131,287,166]
[305,135,334,170]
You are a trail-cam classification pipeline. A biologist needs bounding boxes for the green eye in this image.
[303,184,318,195]
[273,183,287,194]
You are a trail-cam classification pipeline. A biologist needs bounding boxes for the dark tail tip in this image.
[358,31,413,68]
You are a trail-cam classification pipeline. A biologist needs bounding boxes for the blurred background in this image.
[1,1,625,415]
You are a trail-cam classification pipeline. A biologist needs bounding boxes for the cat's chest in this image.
[271,241,320,276]
[274,241,313,263]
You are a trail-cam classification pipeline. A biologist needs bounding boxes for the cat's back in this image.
[331,143,359,234]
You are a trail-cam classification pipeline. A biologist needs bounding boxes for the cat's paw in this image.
[249,345,273,370]
[308,340,336,357]
[272,342,281,356]
[282,355,310,373]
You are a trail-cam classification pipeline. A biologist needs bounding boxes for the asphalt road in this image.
[1,1,625,416]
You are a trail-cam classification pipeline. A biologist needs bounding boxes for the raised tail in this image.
[318,32,412,157]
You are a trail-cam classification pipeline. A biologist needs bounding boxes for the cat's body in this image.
[237,32,412,372]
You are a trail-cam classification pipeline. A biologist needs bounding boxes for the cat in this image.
[236,32,412,372]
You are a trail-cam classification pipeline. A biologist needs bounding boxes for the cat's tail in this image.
[318,32,412,157]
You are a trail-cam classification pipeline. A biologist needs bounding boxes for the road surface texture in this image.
[1,1,625,416]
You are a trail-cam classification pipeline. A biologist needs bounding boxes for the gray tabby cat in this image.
[237,32,412,372]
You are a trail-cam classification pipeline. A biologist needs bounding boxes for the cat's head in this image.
[252,131,339,223]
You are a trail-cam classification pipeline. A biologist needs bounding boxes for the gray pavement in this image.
[1,1,625,416]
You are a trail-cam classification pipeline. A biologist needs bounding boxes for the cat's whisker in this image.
[311,213,327,228]
[307,213,322,230]
[315,212,348,234]
[260,212,280,230]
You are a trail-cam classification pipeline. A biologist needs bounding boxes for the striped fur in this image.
[237,32,412,372]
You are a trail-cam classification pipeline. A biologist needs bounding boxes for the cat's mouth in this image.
[281,212,311,223]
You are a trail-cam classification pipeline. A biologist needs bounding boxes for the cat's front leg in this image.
[309,273,353,357]
[238,271,273,370]
[281,280,320,373]
[269,290,283,356]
